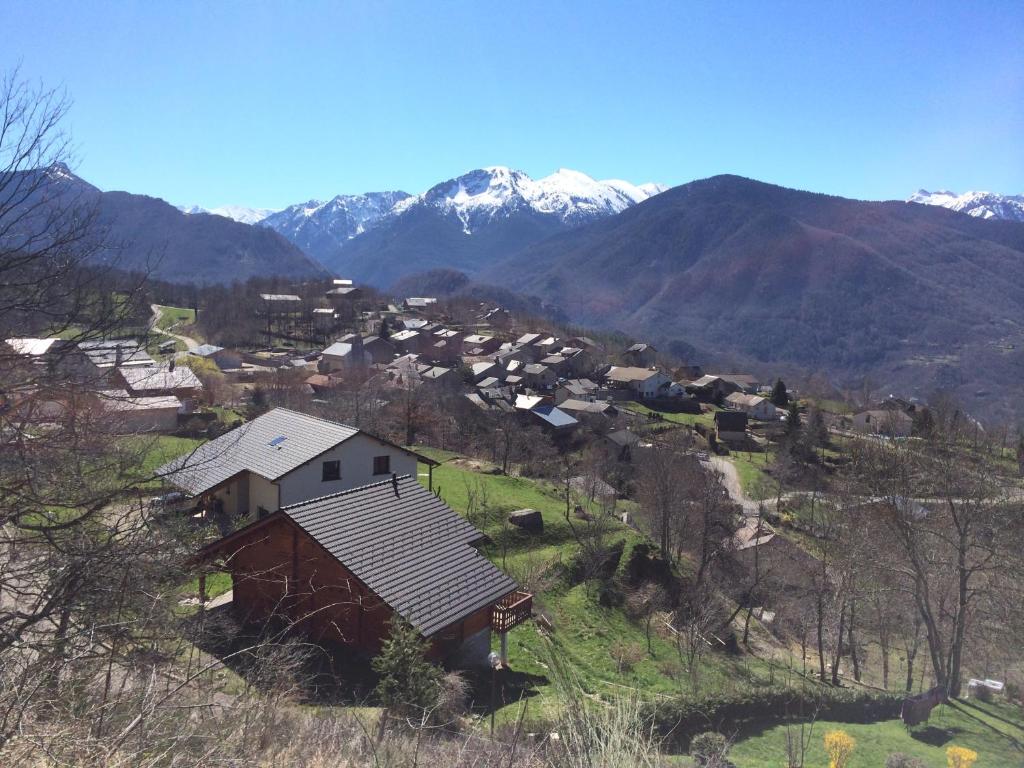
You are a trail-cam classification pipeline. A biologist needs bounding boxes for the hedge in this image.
[648,686,903,752]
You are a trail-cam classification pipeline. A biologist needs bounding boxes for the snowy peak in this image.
[908,189,1024,223]
[398,166,665,234]
[177,204,279,224]
[258,190,411,262]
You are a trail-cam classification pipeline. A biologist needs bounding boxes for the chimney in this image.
[391,472,399,495]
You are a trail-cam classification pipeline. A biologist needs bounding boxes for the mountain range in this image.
[17,163,1024,418]
[908,189,1024,222]
[180,167,665,280]
[481,175,1024,418]
[13,164,326,284]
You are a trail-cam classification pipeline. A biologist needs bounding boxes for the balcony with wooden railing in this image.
[491,591,533,633]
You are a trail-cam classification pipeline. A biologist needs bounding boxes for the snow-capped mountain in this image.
[317,167,667,286]
[173,167,666,283]
[259,191,412,266]
[177,204,279,224]
[908,189,1024,223]
[393,166,665,235]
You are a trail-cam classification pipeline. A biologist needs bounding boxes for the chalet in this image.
[687,375,740,401]
[622,343,656,368]
[320,338,367,371]
[312,307,337,330]
[471,361,500,382]
[476,376,501,390]
[604,366,671,399]
[78,340,155,377]
[159,408,438,517]
[522,363,557,389]
[557,398,619,418]
[192,344,242,370]
[403,297,437,311]
[195,475,530,665]
[714,411,748,442]
[117,364,203,409]
[604,429,643,461]
[529,404,578,432]
[326,286,363,305]
[716,374,760,394]
[725,392,779,421]
[101,390,181,432]
[851,409,913,437]
[389,329,423,354]
[462,334,501,355]
[554,378,600,404]
[358,335,393,365]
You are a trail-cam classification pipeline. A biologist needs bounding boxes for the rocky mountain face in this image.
[258,191,411,268]
[908,189,1024,223]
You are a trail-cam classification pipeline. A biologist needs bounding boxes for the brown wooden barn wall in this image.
[219,516,493,658]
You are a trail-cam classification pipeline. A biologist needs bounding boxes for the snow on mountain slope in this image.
[177,204,278,224]
[259,191,411,264]
[393,166,665,235]
[908,189,1024,222]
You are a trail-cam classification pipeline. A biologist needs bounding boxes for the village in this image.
[7,272,1019,768]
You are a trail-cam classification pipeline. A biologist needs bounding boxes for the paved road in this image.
[150,304,201,353]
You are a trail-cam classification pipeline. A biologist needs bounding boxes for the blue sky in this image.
[5,1,1023,209]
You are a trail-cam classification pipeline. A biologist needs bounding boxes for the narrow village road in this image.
[707,456,761,516]
[150,304,202,353]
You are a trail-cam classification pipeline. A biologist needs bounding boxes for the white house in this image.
[725,392,779,421]
[604,366,671,399]
[159,408,437,517]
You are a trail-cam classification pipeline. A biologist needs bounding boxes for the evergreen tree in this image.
[784,401,802,443]
[770,379,789,407]
[379,316,390,339]
[805,407,828,449]
[372,617,442,717]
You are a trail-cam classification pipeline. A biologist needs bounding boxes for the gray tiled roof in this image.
[285,475,517,636]
[159,407,358,495]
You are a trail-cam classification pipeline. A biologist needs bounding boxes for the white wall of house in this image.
[250,473,280,515]
[634,373,670,398]
[277,433,418,507]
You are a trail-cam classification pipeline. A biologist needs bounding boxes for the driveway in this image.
[150,304,202,353]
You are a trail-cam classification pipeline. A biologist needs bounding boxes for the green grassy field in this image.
[416,449,799,724]
[727,451,775,501]
[624,401,720,429]
[120,434,205,490]
[730,698,1024,768]
[154,304,196,331]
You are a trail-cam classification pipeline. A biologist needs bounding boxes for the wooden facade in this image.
[203,514,501,659]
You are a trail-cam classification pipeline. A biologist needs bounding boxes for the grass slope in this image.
[731,698,1024,768]
[417,450,797,724]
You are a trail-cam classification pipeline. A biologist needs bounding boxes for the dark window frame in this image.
[373,455,391,476]
[322,460,341,482]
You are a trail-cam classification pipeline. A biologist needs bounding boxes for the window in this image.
[322,460,341,482]
[373,455,390,475]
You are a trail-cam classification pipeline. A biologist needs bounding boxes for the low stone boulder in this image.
[508,508,544,533]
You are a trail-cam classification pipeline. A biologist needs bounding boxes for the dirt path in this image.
[708,456,761,516]
[150,304,202,353]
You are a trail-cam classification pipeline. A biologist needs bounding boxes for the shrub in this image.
[371,617,441,719]
[433,671,470,725]
[824,729,855,768]
[946,746,978,768]
[886,754,929,768]
[690,731,729,766]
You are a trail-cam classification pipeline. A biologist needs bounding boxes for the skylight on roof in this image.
[269,435,288,447]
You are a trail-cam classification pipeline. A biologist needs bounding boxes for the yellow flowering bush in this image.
[823,729,856,768]
[946,745,978,768]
